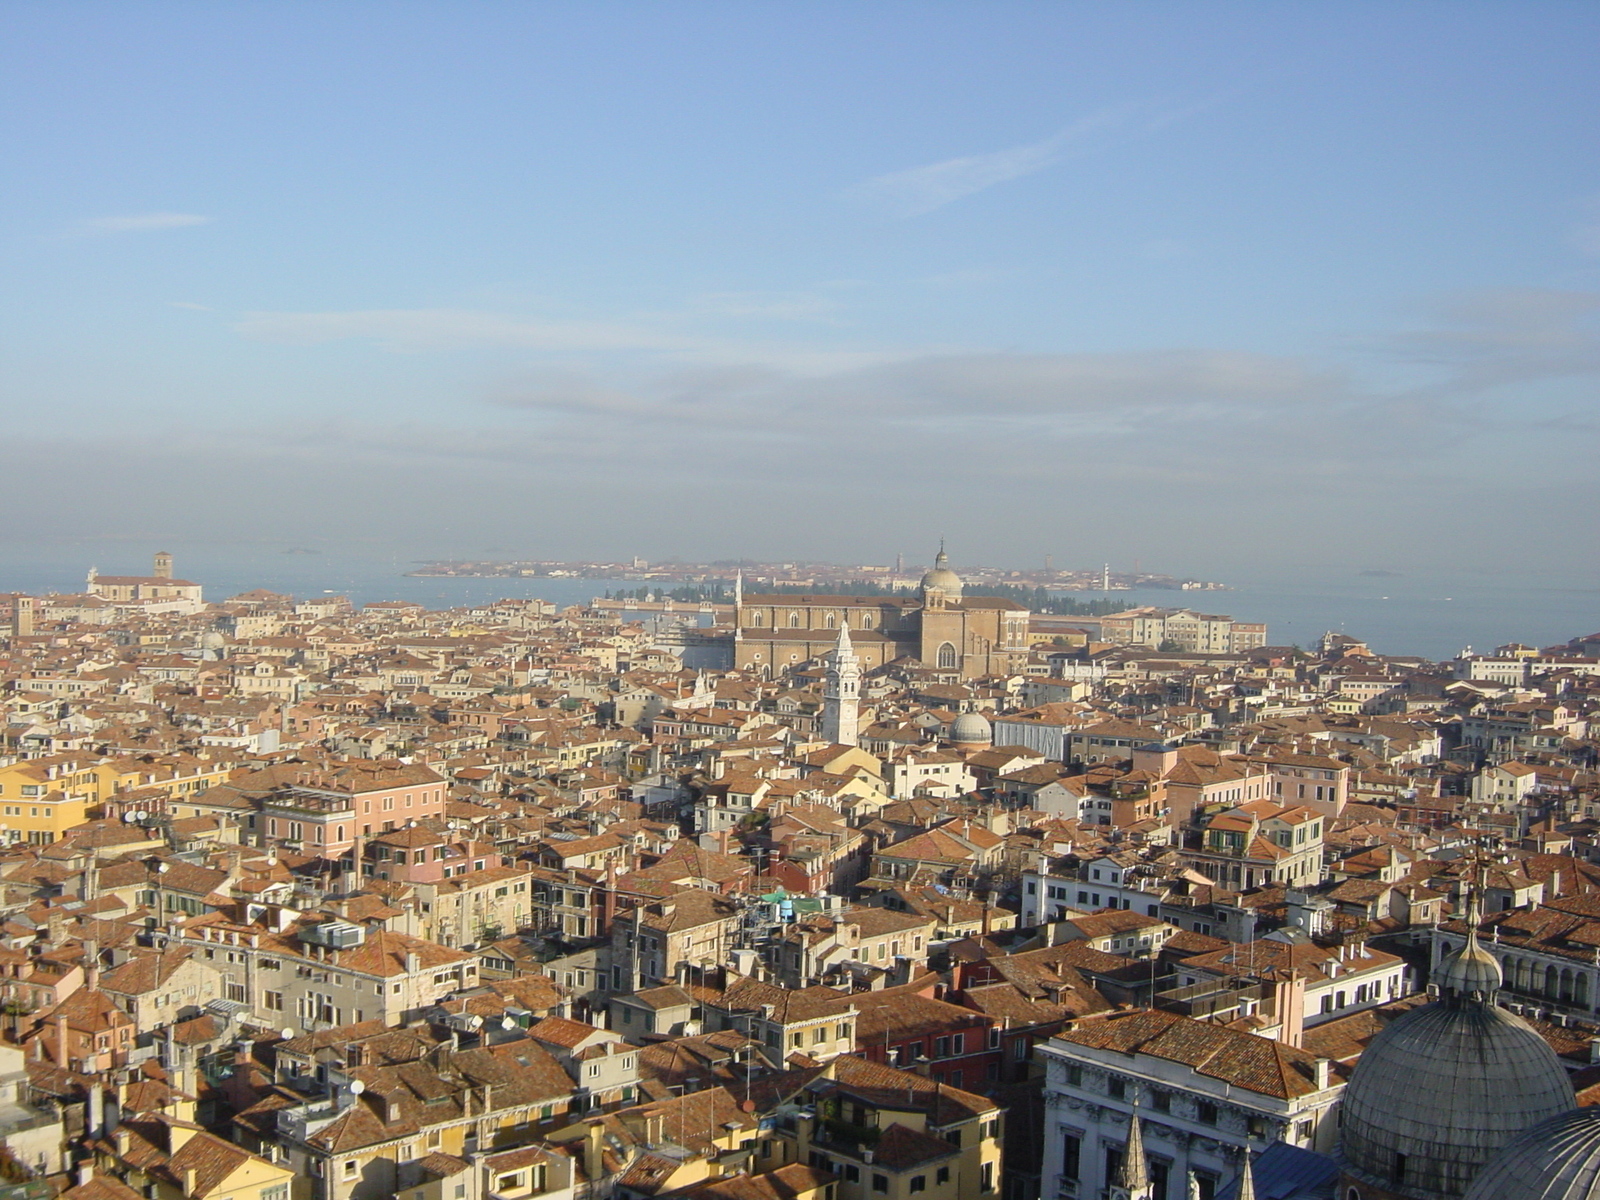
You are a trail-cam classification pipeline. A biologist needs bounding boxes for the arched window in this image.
[788,612,801,628]
[750,611,763,627]
[937,642,957,669]
[825,613,837,628]
[861,614,874,629]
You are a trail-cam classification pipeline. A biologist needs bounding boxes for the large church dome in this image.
[1465,1107,1600,1200]
[1340,900,1576,1198]
[919,545,963,601]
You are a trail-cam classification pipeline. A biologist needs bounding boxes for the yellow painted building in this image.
[0,753,236,845]
[0,755,97,845]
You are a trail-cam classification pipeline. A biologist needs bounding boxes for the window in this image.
[871,1176,888,1194]
[263,1186,288,1200]
[342,1162,358,1180]
[264,991,284,1012]
[1063,1064,1082,1087]
[1061,1132,1081,1181]
[1108,1078,1126,1101]
[937,642,957,669]
[836,1023,850,1040]
[1197,1101,1218,1126]
[844,1166,860,1183]
[1150,1090,1170,1114]
[909,1178,926,1194]
[981,1163,994,1192]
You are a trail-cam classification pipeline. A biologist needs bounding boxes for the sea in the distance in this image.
[0,541,1594,664]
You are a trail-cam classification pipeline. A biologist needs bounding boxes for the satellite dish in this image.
[467,1015,483,1030]
[281,1028,297,1041]
[122,811,138,823]
[348,1080,366,1095]
[158,862,170,874]
[500,1016,515,1030]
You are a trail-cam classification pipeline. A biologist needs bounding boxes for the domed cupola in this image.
[1432,892,1504,1004]
[919,542,963,605]
[1339,885,1577,1198]
[1465,1106,1600,1200]
[949,711,993,748]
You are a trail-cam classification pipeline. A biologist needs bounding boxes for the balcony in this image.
[0,1105,60,1138]
[811,1116,881,1156]
[1154,979,1265,1021]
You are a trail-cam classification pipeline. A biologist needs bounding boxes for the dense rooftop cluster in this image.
[0,557,1596,1200]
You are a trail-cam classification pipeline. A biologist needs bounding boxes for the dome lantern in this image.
[919,540,963,604]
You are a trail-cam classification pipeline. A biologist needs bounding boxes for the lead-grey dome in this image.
[949,712,992,746]
[1340,919,1576,1198]
[1432,929,1503,1000]
[1465,1107,1600,1200]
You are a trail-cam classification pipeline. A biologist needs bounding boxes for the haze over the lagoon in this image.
[2,2,1598,592]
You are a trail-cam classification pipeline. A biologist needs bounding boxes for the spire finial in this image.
[1112,1094,1150,1197]
[1234,1148,1257,1200]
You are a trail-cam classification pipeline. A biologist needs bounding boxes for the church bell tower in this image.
[822,622,860,747]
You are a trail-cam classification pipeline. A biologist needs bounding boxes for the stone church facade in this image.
[732,547,1029,680]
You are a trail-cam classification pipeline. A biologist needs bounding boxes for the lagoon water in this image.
[0,541,1593,664]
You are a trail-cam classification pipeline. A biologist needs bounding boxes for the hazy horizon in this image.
[3,3,1599,589]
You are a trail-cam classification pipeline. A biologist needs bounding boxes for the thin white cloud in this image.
[232,306,906,375]
[234,308,702,354]
[850,106,1140,217]
[79,212,212,235]
[1380,288,1600,393]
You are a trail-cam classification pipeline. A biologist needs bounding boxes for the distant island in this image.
[406,556,1228,595]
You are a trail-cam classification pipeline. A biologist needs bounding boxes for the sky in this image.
[2,2,1599,584]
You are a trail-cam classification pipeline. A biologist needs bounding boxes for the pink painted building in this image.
[256,759,448,861]
[363,826,504,883]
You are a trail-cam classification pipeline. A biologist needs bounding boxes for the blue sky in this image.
[2,2,1598,580]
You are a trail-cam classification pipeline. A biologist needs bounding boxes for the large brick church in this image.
[732,546,1029,680]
